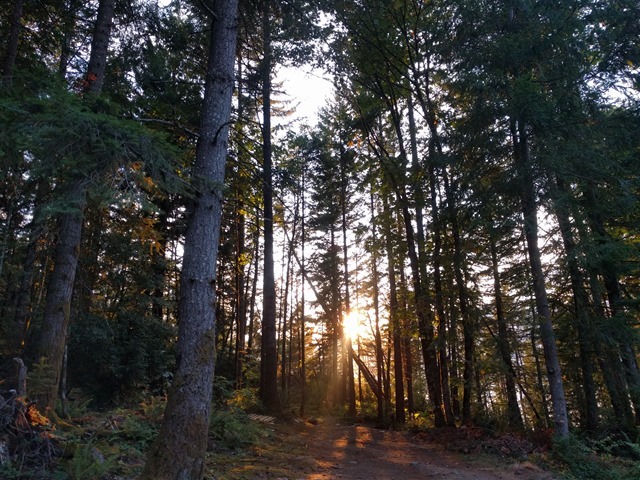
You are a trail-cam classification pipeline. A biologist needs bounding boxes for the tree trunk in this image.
[247,207,261,354]
[2,0,23,86]
[427,162,455,427]
[489,227,523,429]
[34,183,86,415]
[339,148,356,418]
[382,195,404,424]
[588,272,635,426]
[83,0,116,94]
[12,219,40,354]
[385,95,444,427]
[58,0,80,78]
[299,170,307,416]
[513,119,568,437]
[140,0,238,477]
[552,177,598,430]
[442,170,473,426]
[584,187,640,424]
[33,0,115,416]
[370,189,385,423]
[259,0,280,413]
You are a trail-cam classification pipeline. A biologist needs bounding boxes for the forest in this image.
[0,0,639,479]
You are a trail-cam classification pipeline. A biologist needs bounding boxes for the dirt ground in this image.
[297,420,557,480]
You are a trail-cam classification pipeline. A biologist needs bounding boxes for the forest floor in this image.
[207,417,559,480]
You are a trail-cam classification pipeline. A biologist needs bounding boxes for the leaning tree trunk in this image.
[140,1,239,478]
[33,0,115,416]
[513,119,568,437]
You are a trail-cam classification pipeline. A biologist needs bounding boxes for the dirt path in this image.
[298,421,556,480]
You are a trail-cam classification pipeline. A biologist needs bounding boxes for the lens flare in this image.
[344,310,362,340]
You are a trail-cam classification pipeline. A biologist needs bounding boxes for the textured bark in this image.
[33,0,116,416]
[513,120,568,436]
[35,183,86,415]
[83,0,115,94]
[140,0,239,477]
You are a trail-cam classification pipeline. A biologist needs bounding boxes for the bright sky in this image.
[278,66,334,127]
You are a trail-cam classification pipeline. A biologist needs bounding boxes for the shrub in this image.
[209,409,262,450]
[552,433,640,480]
[66,443,117,480]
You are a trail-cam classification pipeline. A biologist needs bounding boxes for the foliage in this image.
[551,434,640,480]
[57,391,92,419]
[139,395,167,422]
[209,408,263,451]
[65,443,117,480]
[67,312,175,405]
[27,358,57,409]
[111,414,159,449]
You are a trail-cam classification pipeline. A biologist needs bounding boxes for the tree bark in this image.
[513,119,568,437]
[2,0,23,86]
[584,187,640,424]
[259,0,280,413]
[488,227,523,429]
[442,170,473,426]
[299,169,307,416]
[140,0,239,477]
[34,182,86,415]
[382,195,404,424]
[339,147,356,418]
[370,189,385,423]
[33,0,116,416]
[83,0,115,94]
[427,162,455,427]
[552,177,598,430]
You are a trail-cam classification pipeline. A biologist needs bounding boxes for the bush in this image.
[66,443,117,480]
[552,433,640,480]
[209,409,262,450]
[67,312,175,405]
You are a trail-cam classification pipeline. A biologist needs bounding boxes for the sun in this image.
[344,310,364,340]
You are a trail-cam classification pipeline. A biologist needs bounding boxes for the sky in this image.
[278,66,334,127]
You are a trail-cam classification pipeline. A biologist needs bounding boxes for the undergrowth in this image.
[551,433,640,480]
